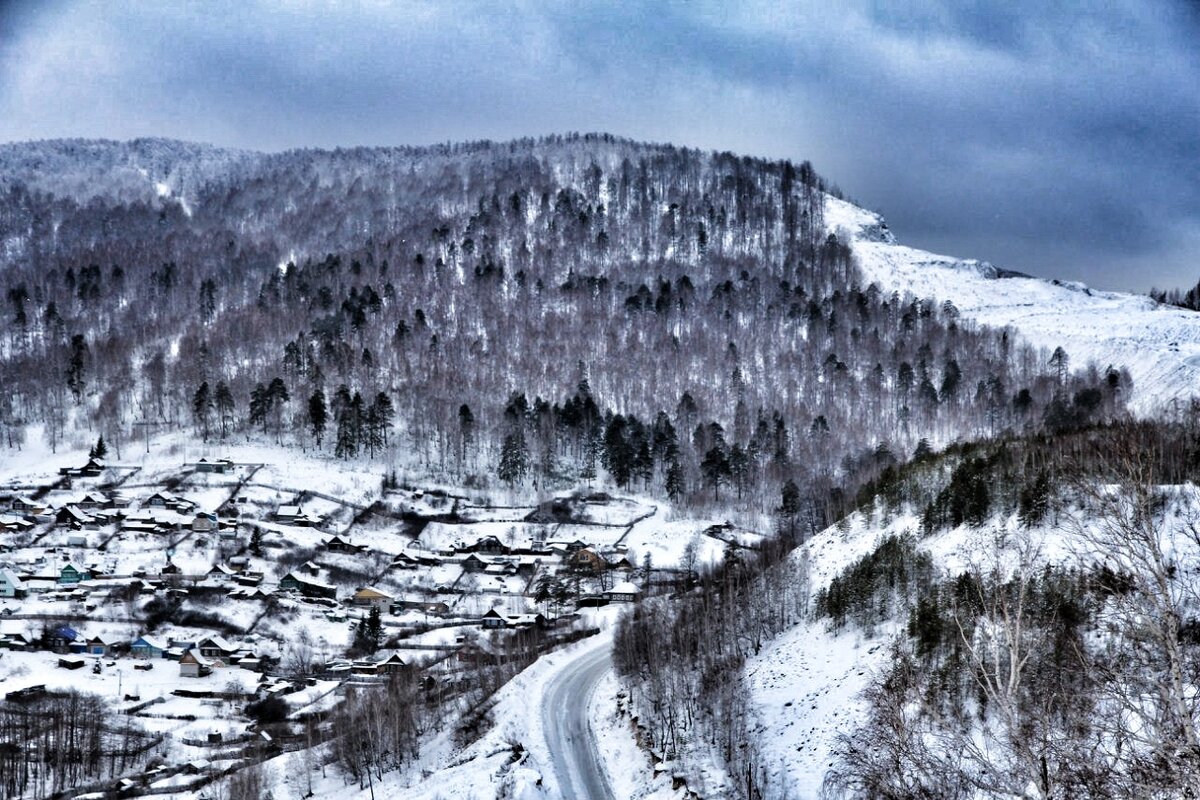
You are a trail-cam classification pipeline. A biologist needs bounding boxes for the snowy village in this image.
[0,439,756,797]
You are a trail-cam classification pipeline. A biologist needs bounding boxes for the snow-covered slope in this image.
[747,505,1090,799]
[825,196,1200,414]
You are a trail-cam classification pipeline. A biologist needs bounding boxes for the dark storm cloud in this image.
[0,1,1196,291]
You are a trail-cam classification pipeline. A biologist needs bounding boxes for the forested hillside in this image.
[0,134,1125,524]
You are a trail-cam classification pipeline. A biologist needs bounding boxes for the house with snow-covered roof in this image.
[0,568,23,599]
[605,580,641,603]
[352,587,393,609]
[179,649,213,678]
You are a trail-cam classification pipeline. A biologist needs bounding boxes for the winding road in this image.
[542,641,616,799]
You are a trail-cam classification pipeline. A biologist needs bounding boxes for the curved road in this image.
[542,642,615,799]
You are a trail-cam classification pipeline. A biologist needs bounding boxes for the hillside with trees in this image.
[0,134,1126,529]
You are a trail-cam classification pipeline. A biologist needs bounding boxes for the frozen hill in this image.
[825,195,1200,414]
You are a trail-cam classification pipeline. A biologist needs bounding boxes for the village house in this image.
[144,491,195,514]
[605,580,641,603]
[278,571,337,600]
[121,510,179,534]
[192,512,218,533]
[46,624,79,653]
[390,598,450,616]
[75,491,109,509]
[179,649,213,678]
[461,553,492,572]
[58,562,88,585]
[275,505,324,527]
[606,554,636,573]
[58,457,106,478]
[0,568,23,599]
[85,635,113,656]
[0,514,33,534]
[351,587,393,609]
[9,496,47,516]
[321,535,364,554]
[131,635,167,659]
[207,564,238,583]
[55,505,96,529]
[459,534,509,555]
[374,652,408,675]
[197,636,236,660]
[547,539,589,555]
[480,608,546,630]
[0,621,32,651]
[567,547,607,573]
[193,457,235,474]
[390,552,419,570]
[233,571,264,587]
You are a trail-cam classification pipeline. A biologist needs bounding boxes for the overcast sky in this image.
[1,0,1197,291]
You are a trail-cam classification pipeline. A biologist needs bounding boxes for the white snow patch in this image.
[825,194,1200,414]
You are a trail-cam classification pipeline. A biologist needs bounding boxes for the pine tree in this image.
[352,606,383,654]
[367,392,394,454]
[65,333,88,402]
[497,430,530,486]
[458,404,475,471]
[89,436,108,460]
[248,383,268,432]
[214,381,235,439]
[306,390,326,447]
[700,445,731,501]
[729,444,751,498]
[192,381,213,441]
[779,479,801,537]
[665,459,685,501]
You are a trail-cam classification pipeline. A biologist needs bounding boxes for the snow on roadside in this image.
[589,670,682,800]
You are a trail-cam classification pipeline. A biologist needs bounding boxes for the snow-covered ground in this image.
[747,504,1090,799]
[825,195,1200,415]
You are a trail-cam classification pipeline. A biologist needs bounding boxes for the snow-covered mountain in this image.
[825,196,1200,415]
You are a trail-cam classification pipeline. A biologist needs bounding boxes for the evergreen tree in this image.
[497,430,530,486]
[192,381,213,441]
[779,479,801,537]
[367,392,394,454]
[214,381,235,439]
[729,444,751,499]
[307,389,328,447]
[88,436,108,460]
[700,445,731,501]
[352,606,383,654]
[665,459,685,501]
[458,403,475,471]
[65,333,88,402]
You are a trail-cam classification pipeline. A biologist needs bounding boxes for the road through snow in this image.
[542,640,615,799]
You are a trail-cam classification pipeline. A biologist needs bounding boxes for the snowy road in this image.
[542,641,615,799]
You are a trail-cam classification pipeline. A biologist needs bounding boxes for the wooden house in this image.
[58,562,88,585]
[605,580,641,603]
[191,513,218,533]
[193,458,234,474]
[278,572,337,600]
[56,505,96,529]
[352,587,393,609]
[179,649,213,678]
[131,635,167,659]
[0,569,23,599]
[374,652,408,675]
[85,635,113,656]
